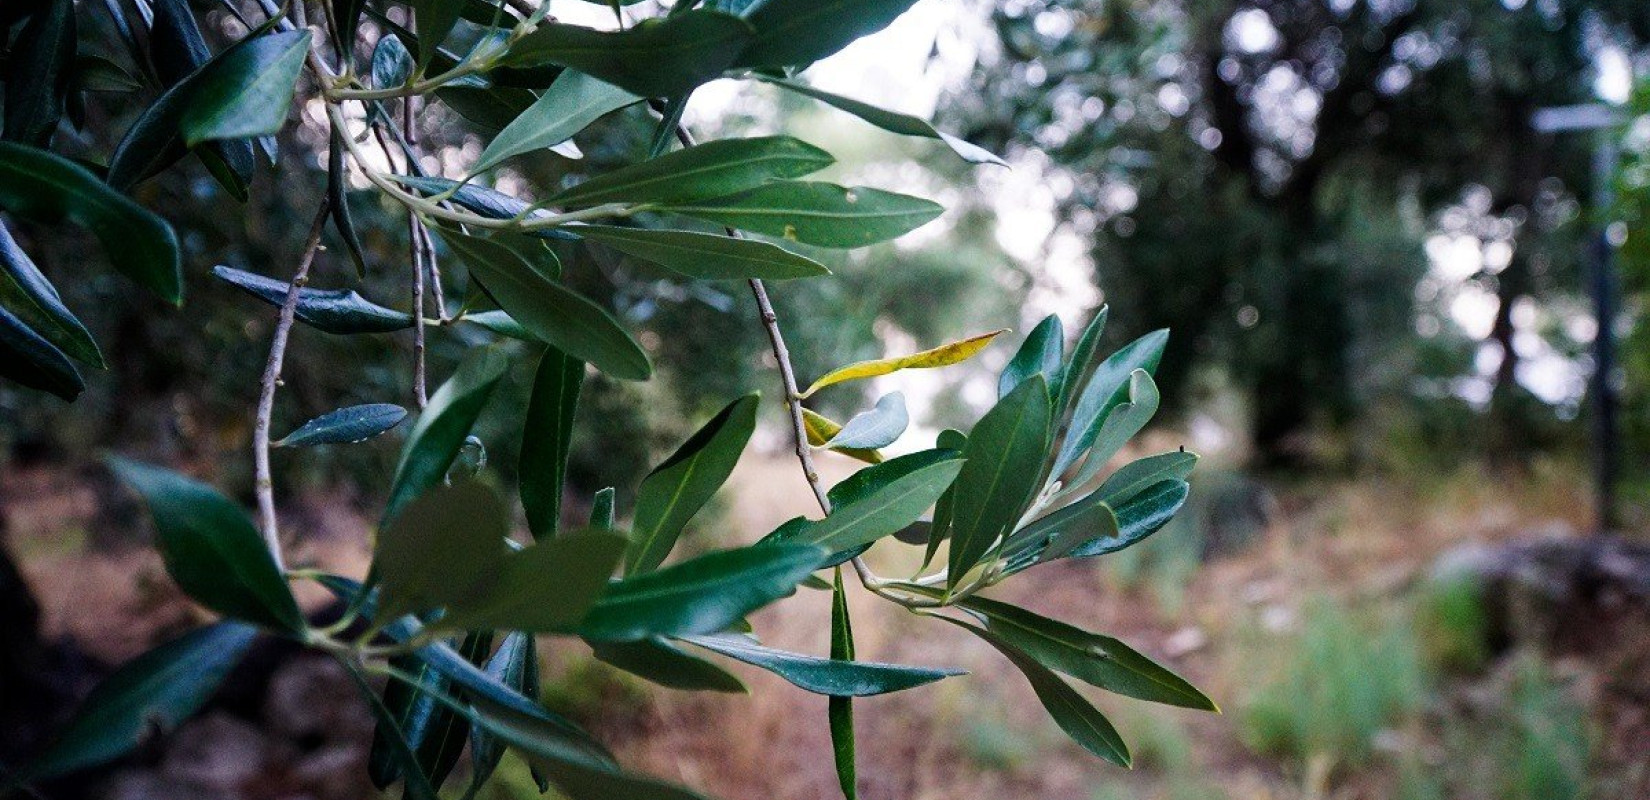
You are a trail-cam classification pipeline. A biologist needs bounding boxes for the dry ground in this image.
[4,448,1644,800]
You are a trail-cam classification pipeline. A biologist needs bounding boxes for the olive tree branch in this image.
[665,125,892,594]
[328,105,641,230]
[403,95,431,407]
[253,197,333,570]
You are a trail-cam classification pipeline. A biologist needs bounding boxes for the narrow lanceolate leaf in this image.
[368,651,431,790]
[1094,451,1198,508]
[957,595,1216,711]
[766,450,963,559]
[501,10,755,98]
[276,403,407,447]
[1057,306,1109,416]
[802,408,883,464]
[548,136,833,209]
[0,142,182,303]
[146,0,259,197]
[759,76,1006,166]
[578,544,826,641]
[443,529,629,631]
[1015,491,1119,564]
[940,618,1131,767]
[108,458,304,633]
[435,229,651,381]
[828,569,857,800]
[412,0,466,72]
[521,347,585,540]
[2,0,76,147]
[683,632,963,697]
[580,225,829,281]
[1052,329,1168,480]
[660,182,943,248]
[463,310,534,340]
[327,127,368,279]
[999,314,1063,399]
[332,0,369,57]
[465,693,714,800]
[340,602,614,770]
[0,302,82,399]
[345,665,441,800]
[149,0,213,86]
[474,70,641,173]
[947,376,1052,590]
[824,392,908,450]
[626,394,759,574]
[28,622,258,779]
[74,54,143,93]
[375,481,510,621]
[412,631,494,793]
[466,633,539,794]
[590,488,616,530]
[213,266,414,334]
[180,30,311,145]
[437,86,540,136]
[802,329,1006,397]
[0,219,98,369]
[1065,370,1161,491]
[1061,479,1188,560]
[589,637,747,693]
[922,428,967,570]
[105,11,283,193]
[736,0,919,69]
[383,347,509,524]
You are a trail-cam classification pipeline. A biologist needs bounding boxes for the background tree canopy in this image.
[946,0,1650,468]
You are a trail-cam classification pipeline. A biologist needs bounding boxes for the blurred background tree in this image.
[945,0,1650,470]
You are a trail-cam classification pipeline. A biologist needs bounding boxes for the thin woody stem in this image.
[747,278,833,516]
[410,209,428,407]
[405,95,430,408]
[668,124,888,591]
[254,198,332,571]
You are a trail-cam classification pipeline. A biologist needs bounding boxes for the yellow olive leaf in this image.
[801,329,1008,398]
[802,408,883,464]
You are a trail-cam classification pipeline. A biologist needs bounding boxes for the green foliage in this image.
[579,225,831,280]
[520,347,584,539]
[110,458,305,633]
[663,182,944,247]
[626,393,759,574]
[178,30,310,144]
[383,347,509,523]
[1,1,1211,797]
[25,622,258,779]
[0,142,181,302]
[474,69,639,173]
[1239,596,1427,769]
[276,403,407,447]
[953,0,1643,463]
[828,569,858,799]
[1415,573,1494,673]
[947,375,1053,587]
[684,631,961,696]
[435,229,653,380]
[213,265,415,334]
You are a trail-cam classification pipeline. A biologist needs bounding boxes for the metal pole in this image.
[1590,137,1621,533]
[1532,105,1626,535]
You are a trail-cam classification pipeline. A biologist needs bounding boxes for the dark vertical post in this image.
[1533,104,1625,535]
[1590,138,1621,532]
